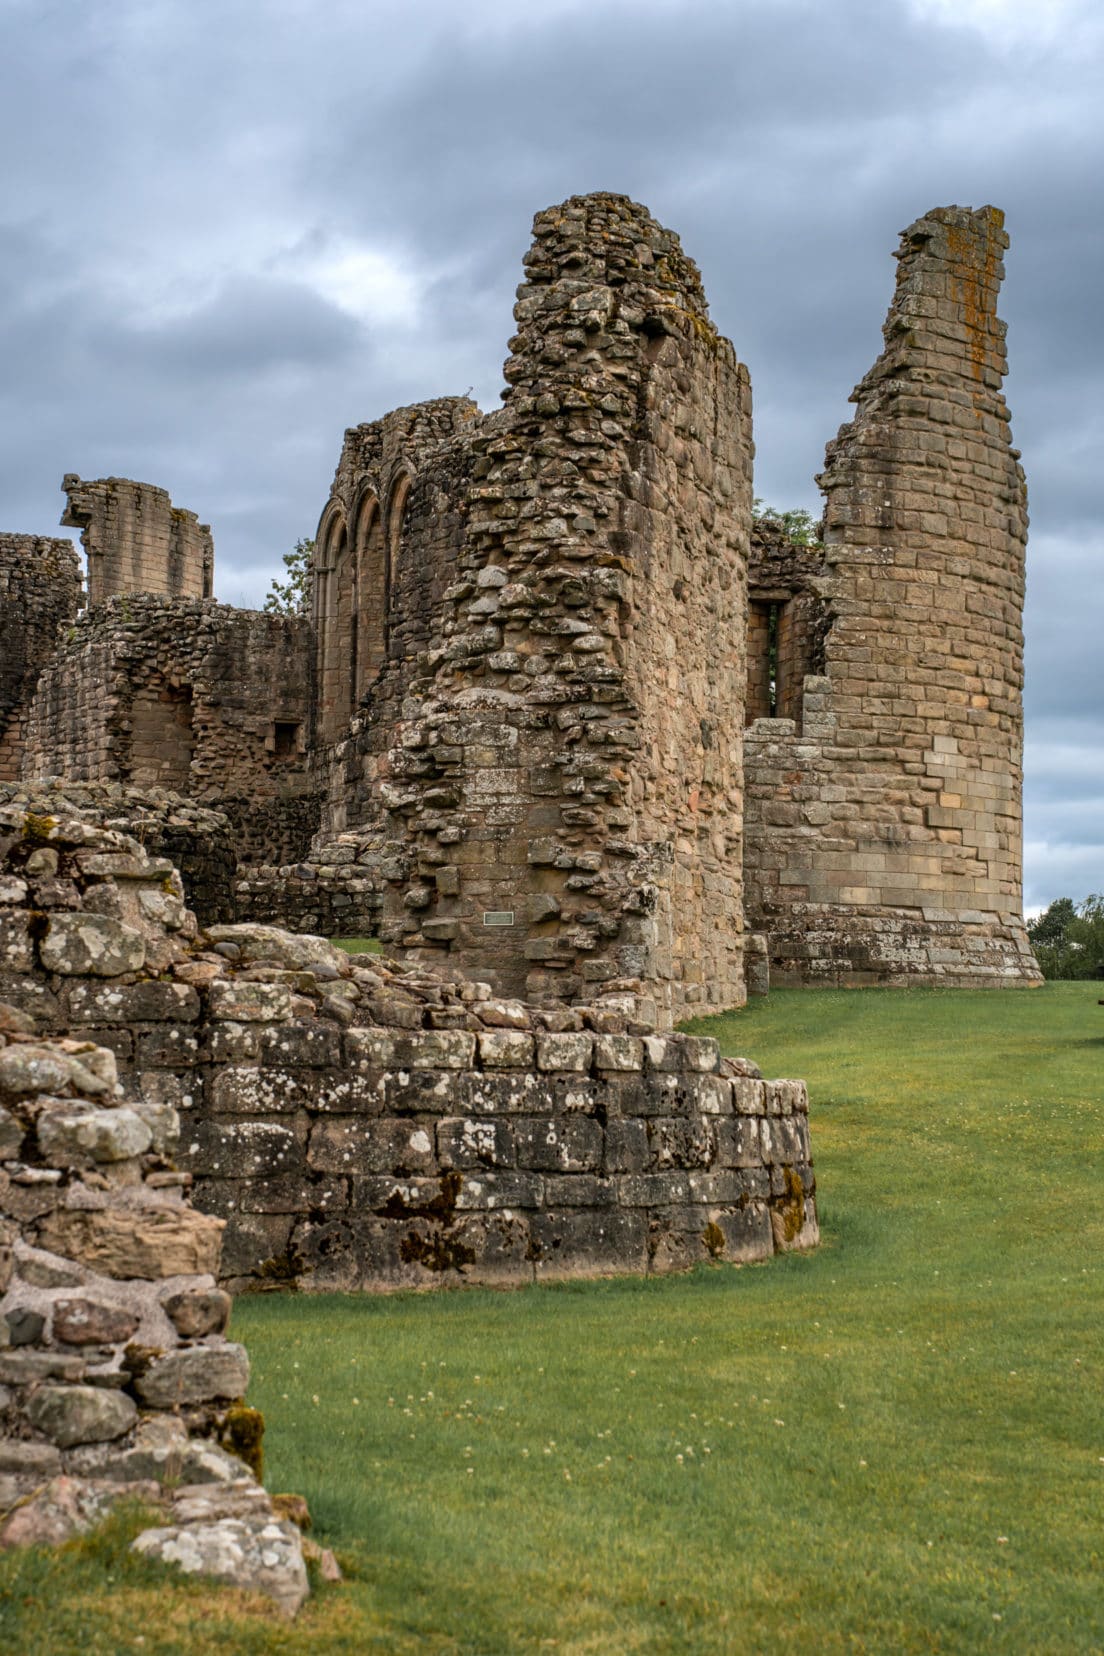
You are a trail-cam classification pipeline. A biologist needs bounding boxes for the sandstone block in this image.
[160,1288,232,1339]
[26,1384,137,1447]
[37,1205,224,1279]
[36,1102,152,1165]
[135,1343,250,1407]
[208,981,294,1022]
[536,1032,594,1072]
[0,1045,76,1097]
[478,1030,535,1068]
[594,1034,644,1072]
[131,1516,308,1616]
[65,980,200,1025]
[39,914,146,977]
[51,1297,141,1346]
[0,1105,25,1159]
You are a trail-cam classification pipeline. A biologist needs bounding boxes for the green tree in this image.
[752,499,821,546]
[1028,894,1104,979]
[264,537,314,616]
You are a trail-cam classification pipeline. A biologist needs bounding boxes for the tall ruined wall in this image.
[743,207,1040,986]
[22,596,318,867]
[313,194,751,1023]
[0,535,82,781]
[62,475,213,605]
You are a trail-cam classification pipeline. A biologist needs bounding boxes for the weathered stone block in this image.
[478,1030,536,1068]
[308,1117,437,1176]
[26,1385,137,1448]
[529,1209,648,1278]
[185,1119,300,1181]
[593,1034,644,1072]
[715,1117,764,1169]
[160,1288,232,1338]
[64,981,200,1025]
[36,1102,152,1166]
[208,981,294,1023]
[253,1020,342,1070]
[39,914,146,977]
[345,1029,477,1070]
[208,1066,305,1115]
[36,1205,224,1279]
[436,1118,516,1169]
[136,1343,250,1407]
[51,1297,141,1346]
[515,1116,602,1173]
[536,1032,594,1072]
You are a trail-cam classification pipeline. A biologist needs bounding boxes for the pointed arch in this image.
[353,488,387,698]
[314,499,353,744]
[385,471,413,624]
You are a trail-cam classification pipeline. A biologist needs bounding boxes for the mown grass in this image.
[3,981,1102,1653]
[331,936,383,955]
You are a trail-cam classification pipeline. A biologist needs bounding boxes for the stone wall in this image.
[62,475,214,606]
[743,208,1040,986]
[0,807,818,1293]
[0,783,238,927]
[0,1009,312,1613]
[0,535,82,782]
[21,596,320,868]
[311,194,751,1022]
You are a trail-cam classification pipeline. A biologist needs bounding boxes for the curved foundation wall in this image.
[0,804,818,1295]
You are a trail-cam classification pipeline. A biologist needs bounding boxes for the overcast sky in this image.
[2,0,1101,909]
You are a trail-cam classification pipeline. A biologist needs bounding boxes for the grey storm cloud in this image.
[2,0,1103,907]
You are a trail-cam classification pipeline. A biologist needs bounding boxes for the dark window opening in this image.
[273,720,300,758]
[766,601,780,717]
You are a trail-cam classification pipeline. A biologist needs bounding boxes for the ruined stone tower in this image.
[314,194,752,1020]
[743,207,1040,985]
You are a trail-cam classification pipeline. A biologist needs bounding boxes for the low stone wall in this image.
[0,804,818,1294]
[0,1009,312,1612]
[1,782,238,927]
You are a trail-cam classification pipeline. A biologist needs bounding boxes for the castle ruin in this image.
[0,194,1041,1008]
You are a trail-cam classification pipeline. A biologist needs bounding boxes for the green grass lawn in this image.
[3,982,1103,1653]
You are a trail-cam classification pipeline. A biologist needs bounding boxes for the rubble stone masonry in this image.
[0,536,82,782]
[743,208,1040,985]
[22,596,319,869]
[313,194,751,1021]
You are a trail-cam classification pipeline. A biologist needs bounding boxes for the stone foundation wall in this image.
[742,208,1040,987]
[22,596,319,868]
[0,807,818,1293]
[0,535,83,782]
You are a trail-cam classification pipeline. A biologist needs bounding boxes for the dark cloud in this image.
[2,0,1102,905]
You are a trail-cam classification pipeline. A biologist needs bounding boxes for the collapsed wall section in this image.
[62,475,214,605]
[21,596,319,868]
[743,207,1040,986]
[315,195,751,1023]
[0,535,82,781]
